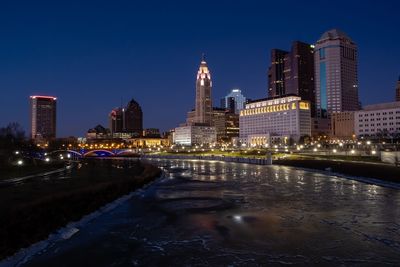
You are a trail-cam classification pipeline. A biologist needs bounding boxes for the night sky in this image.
[1,1,399,137]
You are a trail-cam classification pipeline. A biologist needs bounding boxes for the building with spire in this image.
[314,29,359,118]
[396,76,400,102]
[193,55,212,125]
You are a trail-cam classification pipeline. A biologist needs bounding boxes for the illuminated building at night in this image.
[314,29,359,118]
[30,95,57,141]
[187,55,213,125]
[173,125,216,146]
[109,98,143,138]
[239,95,311,145]
[268,41,315,116]
[221,89,247,114]
[355,102,400,137]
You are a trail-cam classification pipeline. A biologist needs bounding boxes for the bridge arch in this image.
[48,150,83,157]
[83,150,115,157]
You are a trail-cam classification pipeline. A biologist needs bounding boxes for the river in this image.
[10,158,400,266]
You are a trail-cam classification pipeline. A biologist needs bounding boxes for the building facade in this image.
[221,89,247,114]
[396,76,400,102]
[193,56,213,125]
[109,107,124,133]
[268,42,315,116]
[124,99,143,137]
[173,125,216,146]
[268,49,287,97]
[109,98,143,137]
[355,102,400,137]
[239,95,311,145]
[331,112,355,139]
[30,95,57,140]
[314,29,359,118]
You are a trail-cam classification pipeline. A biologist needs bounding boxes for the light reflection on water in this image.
[20,158,400,267]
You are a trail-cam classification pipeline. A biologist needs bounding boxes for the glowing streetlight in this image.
[350,150,355,154]
[17,160,23,166]
[332,149,337,153]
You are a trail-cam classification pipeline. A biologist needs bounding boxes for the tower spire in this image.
[201,53,206,62]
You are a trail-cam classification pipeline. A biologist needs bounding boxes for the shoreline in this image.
[0,160,161,260]
[142,154,399,185]
[0,171,165,267]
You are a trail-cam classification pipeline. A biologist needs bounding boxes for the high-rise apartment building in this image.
[268,42,315,115]
[314,29,359,118]
[30,95,57,140]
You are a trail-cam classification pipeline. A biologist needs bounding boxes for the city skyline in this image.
[1,1,399,137]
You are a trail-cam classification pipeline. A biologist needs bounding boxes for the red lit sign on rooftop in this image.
[30,95,57,100]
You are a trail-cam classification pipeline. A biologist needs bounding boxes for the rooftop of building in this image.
[318,29,354,43]
[361,101,400,111]
[247,94,300,104]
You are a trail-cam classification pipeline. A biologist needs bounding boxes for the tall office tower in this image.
[268,49,288,97]
[267,42,315,115]
[194,55,212,125]
[124,98,143,136]
[109,107,124,134]
[314,29,359,118]
[221,89,247,114]
[285,41,316,116]
[30,95,57,140]
[396,76,400,102]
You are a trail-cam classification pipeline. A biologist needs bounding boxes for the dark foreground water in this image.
[11,159,400,266]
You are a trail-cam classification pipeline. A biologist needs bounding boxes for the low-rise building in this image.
[331,112,355,139]
[355,101,400,137]
[173,125,216,146]
[239,95,311,146]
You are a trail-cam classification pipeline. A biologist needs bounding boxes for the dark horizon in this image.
[1,1,399,137]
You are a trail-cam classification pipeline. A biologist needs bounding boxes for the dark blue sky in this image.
[1,0,399,137]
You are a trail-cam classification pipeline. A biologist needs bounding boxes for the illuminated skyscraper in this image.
[396,76,400,102]
[314,29,359,118]
[221,89,247,114]
[30,95,57,140]
[194,55,212,125]
[267,41,315,116]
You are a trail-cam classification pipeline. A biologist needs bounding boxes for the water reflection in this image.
[19,158,400,267]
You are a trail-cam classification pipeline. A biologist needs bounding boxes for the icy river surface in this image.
[18,159,400,266]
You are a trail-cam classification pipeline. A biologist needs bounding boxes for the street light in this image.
[17,160,23,166]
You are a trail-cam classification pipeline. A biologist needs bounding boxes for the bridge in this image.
[46,149,140,159]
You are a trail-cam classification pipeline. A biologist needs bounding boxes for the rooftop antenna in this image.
[201,52,206,62]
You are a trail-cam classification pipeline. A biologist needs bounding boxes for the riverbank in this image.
[0,159,161,260]
[142,154,399,183]
[274,157,399,183]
